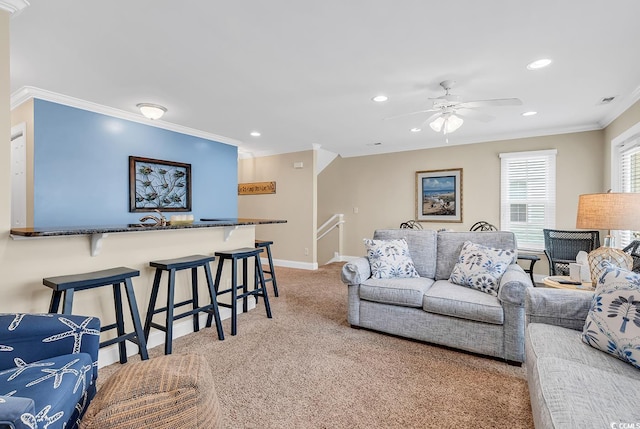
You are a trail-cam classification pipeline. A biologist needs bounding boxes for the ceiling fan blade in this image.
[383,109,439,121]
[459,98,523,108]
[455,108,495,122]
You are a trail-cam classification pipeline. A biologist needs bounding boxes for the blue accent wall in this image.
[33,99,238,227]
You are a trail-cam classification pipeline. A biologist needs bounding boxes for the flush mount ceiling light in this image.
[372,95,388,102]
[429,113,464,134]
[410,127,421,132]
[250,131,261,137]
[526,59,552,70]
[136,103,167,120]
[522,111,538,116]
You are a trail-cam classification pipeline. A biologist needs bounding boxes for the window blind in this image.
[616,137,640,246]
[500,150,557,250]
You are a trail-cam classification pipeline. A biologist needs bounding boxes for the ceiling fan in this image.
[387,80,522,134]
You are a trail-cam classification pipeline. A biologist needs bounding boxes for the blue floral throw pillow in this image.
[582,261,640,369]
[363,238,420,279]
[449,241,516,296]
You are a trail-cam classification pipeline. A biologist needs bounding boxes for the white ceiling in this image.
[9,1,640,158]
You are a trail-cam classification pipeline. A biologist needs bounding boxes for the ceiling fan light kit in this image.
[429,113,464,134]
[385,79,522,136]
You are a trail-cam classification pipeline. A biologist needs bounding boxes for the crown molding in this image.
[0,0,29,16]
[10,86,244,148]
[599,84,640,129]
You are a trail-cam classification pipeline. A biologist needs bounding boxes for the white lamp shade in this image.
[444,114,463,134]
[429,116,445,132]
[137,103,167,120]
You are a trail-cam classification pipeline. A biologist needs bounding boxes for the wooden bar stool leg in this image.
[203,263,224,340]
[207,258,225,328]
[49,291,62,313]
[231,259,238,336]
[164,269,176,355]
[123,278,149,360]
[255,258,272,319]
[112,283,128,364]
[242,257,249,314]
[191,267,200,333]
[61,289,75,315]
[144,269,163,340]
[267,246,279,297]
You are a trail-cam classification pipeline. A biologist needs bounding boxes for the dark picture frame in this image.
[415,168,462,222]
[129,156,192,212]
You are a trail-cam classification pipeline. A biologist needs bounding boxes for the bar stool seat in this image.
[144,254,224,355]
[207,247,272,336]
[255,239,279,297]
[43,266,149,364]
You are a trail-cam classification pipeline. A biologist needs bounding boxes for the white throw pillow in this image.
[363,238,420,279]
[449,241,516,296]
[582,261,640,369]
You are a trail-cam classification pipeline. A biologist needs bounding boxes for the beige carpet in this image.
[99,263,534,428]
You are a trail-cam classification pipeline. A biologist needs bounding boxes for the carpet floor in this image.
[99,263,534,428]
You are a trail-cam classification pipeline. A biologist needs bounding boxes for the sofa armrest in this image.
[341,257,371,285]
[497,264,533,306]
[0,314,100,379]
[0,396,35,428]
[525,288,593,331]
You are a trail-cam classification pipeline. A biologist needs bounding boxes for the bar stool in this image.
[207,247,272,336]
[255,239,279,297]
[43,267,149,364]
[144,255,224,355]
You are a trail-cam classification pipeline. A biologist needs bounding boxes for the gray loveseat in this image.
[525,287,640,427]
[341,229,533,363]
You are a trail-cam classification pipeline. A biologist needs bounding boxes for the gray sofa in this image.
[341,229,533,363]
[525,287,640,427]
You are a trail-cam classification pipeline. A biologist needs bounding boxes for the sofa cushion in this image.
[526,323,640,381]
[423,280,504,324]
[360,277,434,308]
[582,262,640,369]
[373,230,437,278]
[363,238,419,279]
[449,241,516,296]
[435,231,517,280]
[530,356,640,427]
[0,352,95,429]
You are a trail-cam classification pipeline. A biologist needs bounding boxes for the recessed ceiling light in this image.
[250,131,261,137]
[522,111,538,116]
[410,128,421,132]
[372,95,388,102]
[527,59,552,70]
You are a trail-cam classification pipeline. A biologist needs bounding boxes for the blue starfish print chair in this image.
[0,313,100,429]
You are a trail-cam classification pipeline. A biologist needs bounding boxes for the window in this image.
[613,130,640,247]
[500,150,557,251]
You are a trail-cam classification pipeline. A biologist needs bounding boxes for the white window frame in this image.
[499,149,557,251]
[611,121,640,247]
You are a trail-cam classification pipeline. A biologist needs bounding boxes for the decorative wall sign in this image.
[416,168,462,222]
[129,156,192,212]
[238,181,276,195]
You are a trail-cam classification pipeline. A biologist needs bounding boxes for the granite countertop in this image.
[10,218,287,238]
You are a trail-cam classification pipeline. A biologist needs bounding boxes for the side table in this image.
[517,253,540,284]
[542,276,594,292]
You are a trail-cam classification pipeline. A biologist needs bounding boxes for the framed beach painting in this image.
[415,168,462,222]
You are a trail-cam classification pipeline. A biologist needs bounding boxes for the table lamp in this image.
[576,192,640,283]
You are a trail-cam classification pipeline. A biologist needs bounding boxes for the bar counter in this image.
[10,218,287,257]
[10,218,287,238]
